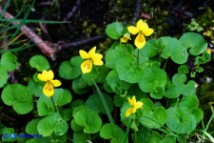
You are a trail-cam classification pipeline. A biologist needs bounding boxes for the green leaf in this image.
[138,67,167,99]
[1,84,33,114]
[179,32,207,55]
[86,93,113,114]
[72,77,89,95]
[29,55,50,71]
[135,40,158,64]
[164,83,180,98]
[105,43,134,69]
[59,56,83,80]
[37,113,68,136]
[172,74,187,85]
[158,37,188,64]
[166,107,197,134]
[53,88,72,106]
[161,135,176,143]
[37,95,54,116]
[73,132,89,143]
[73,106,102,134]
[138,128,162,143]
[178,95,199,111]
[100,123,126,143]
[70,119,84,132]
[1,52,18,71]
[116,55,144,83]
[178,65,189,74]
[106,70,131,94]
[105,22,124,39]
[25,119,40,134]
[82,66,108,85]
[179,80,197,96]
[192,109,203,123]
[0,67,8,87]
[140,98,167,129]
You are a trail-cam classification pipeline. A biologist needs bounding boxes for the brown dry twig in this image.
[0,6,56,60]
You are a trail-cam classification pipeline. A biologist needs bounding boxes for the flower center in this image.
[84,59,92,69]
[45,81,53,91]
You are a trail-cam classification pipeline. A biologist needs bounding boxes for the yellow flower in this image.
[120,33,131,43]
[79,46,103,74]
[125,96,143,117]
[38,70,61,97]
[128,19,153,49]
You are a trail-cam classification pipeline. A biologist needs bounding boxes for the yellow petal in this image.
[135,33,146,49]
[125,108,133,117]
[134,102,143,109]
[143,27,154,36]
[43,82,54,97]
[128,26,139,35]
[79,50,89,59]
[136,19,146,31]
[81,60,93,74]
[51,80,61,87]
[89,46,96,57]
[38,73,47,81]
[92,53,103,65]
[120,37,128,43]
[38,70,54,81]
[128,96,136,106]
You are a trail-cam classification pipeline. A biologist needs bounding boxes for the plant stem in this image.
[92,78,114,124]
[124,118,132,143]
[51,96,59,113]
[134,130,138,143]
[137,49,140,66]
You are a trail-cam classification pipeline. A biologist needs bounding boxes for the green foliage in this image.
[37,113,68,137]
[29,55,50,71]
[0,15,212,143]
[1,84,33,114]
[105,22,124,39]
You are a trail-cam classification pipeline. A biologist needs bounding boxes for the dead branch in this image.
[0,6,56,60]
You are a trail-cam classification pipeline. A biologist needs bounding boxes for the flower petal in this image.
[43,82,54,97]
[135,33,146,49]
[134,102,143,109]
[120,33,131,43]
[45,70,54,80]
[38,73,47,81]
[128,26,139,35]
[125,108,133,117]
[92,53,103,65]
[79,50,89,59]
[51,80,61,87]
[128,96,136,106]
[89,46,96,57]
[81,60,93,74]
[136,19,146,31]
[143,27,154,36]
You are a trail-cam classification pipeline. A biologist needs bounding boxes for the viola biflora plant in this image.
[0,19,213,143]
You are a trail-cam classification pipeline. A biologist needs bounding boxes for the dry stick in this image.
[57,35,106,51]
[63,0,82,21]
[0,6,56,60]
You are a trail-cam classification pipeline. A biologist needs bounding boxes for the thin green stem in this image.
[92,78,114,124]
[163,59,168,70]
[123,118,132,143]
[134,130,138,143]
[137,49,140,66]
[205,112,214,131]
[51,96,59,113]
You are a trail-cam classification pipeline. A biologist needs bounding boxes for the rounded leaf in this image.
[29,55,50,71]
[0,67,8,87]
[53,88,72,106]
[1,52,18,71]
[37,113,68,136]
[179,32,207,55]
[73,106,102,134]
[1,84,33,114]
[166,107,197,134]
[105,22,124,39]
[116,56,144,83]
[59,56,83,79]
[100,123,126,143]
